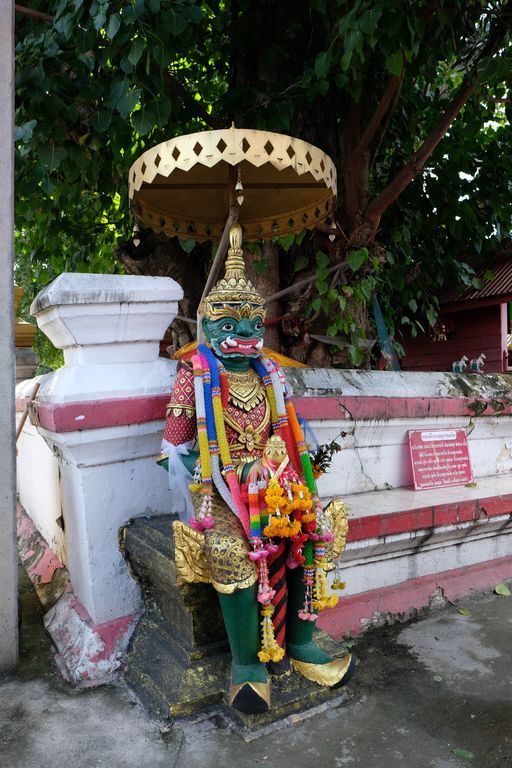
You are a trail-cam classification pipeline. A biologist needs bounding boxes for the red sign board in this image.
[408,428,473,490]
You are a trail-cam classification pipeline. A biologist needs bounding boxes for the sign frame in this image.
[408,428,473,491]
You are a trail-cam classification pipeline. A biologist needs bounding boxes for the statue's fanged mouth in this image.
[219,336,264,355]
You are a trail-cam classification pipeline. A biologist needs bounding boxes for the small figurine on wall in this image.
[452,355,469,373]
[470,353,486,373]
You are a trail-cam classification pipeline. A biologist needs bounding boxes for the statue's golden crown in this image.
[200,224,266,322]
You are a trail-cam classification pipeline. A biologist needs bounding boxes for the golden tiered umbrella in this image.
[128,125,338,345]
[129,124,337,244]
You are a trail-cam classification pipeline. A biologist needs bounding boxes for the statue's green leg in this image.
[285,566,333,664]
[217,585,270,713]
[286,567,355,687]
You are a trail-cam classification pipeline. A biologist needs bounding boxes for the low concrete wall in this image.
[15,272,512,681]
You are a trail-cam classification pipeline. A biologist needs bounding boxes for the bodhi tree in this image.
[15,0,512,366]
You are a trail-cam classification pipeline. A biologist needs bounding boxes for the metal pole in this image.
[0,0,19,671]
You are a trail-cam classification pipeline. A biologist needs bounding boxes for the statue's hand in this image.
[180,449,199,475]
[157,449,199,475]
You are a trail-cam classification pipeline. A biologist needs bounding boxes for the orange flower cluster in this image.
[264,479,291,515]
[263,516,302,538]
[263,479,318,539]
[290,483,314,512]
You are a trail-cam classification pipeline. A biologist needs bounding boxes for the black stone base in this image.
[123,515,353,727]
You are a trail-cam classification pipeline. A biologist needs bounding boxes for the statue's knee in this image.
[204,525,257,593]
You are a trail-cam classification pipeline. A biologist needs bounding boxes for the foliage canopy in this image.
[15,0,512,365]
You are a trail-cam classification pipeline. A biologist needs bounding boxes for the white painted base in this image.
[37,420,172,624]
[340,517,512,597]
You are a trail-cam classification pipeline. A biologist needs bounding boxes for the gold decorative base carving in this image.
[290,654,353,688]
[227,680,271,714]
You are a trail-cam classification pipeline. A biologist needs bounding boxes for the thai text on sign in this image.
[408,428,473,490]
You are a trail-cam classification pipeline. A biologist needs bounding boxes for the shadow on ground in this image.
[0,566,511,768]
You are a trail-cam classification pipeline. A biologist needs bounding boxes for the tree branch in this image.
[364,0,512,232]
[344,72,403,228]
[15,4,53,22]
[353,74,402,159]
[365,76,476,230]
[343,99,361,228]
[163,70,222,130]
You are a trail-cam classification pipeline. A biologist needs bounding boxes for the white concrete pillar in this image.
[31,273,183,624]
[0,1,18,670]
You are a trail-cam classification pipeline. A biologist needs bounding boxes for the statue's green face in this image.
[202,315,264,360]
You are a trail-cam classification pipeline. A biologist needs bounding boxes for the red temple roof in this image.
[442,241,512,308]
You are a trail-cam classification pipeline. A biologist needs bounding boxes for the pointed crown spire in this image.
[200,224,266,321]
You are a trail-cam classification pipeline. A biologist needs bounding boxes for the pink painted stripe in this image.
[33,394,170,433]
[317,555,512,639]
[292,395,512,421]
[347,494,512,542]
[19,392,512,432]
[16,397,31,413]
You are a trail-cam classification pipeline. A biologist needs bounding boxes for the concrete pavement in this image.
[1,568,510,767]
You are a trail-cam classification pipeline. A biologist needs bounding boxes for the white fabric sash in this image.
[160,439,194,523]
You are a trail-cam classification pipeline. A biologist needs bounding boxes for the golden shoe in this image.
[227,680,270,714]
[290,653,355,688]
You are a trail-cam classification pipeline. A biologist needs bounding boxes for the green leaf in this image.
[14,120,37,143]
[169,9,191,36]
[335,73,348,89]
[108,78,129,110]
[495,583,511,597]
[316,251,330,269]
[314,50,331,79]
[131,109,154,136]
[279,232,295,252]
[91,5,107,31]
[426,305,437,327]
[348,345,364,366]
[386,50,403,76]
[106,13,121,39]
[252,258,268,275]
[293,253,308,272]
[452,748,474,760]
[128,38,145,67]
[359,8,382,35]
[55,13,74,40]
[347,248,368,272]
[92,110,112,134]
[316,79,329,97]
[433,675,443,683]
[39,145,67,171]
[458,608,472,616]
[178,238,196,254]
[149,0,161,10]
[341,51,352,72]
[117,87,141,118]
[408,298,417,312]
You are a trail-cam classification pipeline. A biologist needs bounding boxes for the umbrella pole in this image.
[196,204,239,343]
